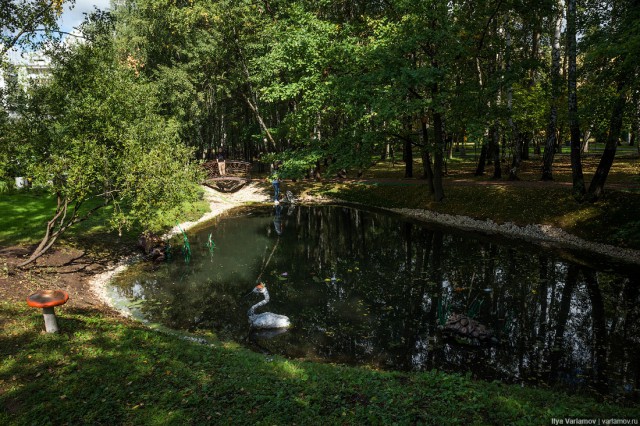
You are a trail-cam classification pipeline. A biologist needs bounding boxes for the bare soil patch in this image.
[0,245,116,314]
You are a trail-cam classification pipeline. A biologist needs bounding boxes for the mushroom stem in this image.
[27,290,68,333]
[42,307,59,333]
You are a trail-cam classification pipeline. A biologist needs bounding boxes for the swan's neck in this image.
[248,289,270,316]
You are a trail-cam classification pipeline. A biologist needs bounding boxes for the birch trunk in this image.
[432,108,446,202]
[541,0,565,180]
[567,0,585,199]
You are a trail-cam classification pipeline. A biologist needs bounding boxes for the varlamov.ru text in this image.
[551,419,638,425]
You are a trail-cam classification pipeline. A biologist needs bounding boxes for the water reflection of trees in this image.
[113,205,640,401]
[285,206,640,400]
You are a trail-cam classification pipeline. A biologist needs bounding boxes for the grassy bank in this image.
[287,155,640,250]
[0,191,210,253]
[1,302,638,425]
[307,182,640,250]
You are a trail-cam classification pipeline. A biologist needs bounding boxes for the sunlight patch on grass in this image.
[0,188,210,257]
[0,192,56,245]
[222,341,242,350]
[0,356,18,375]
[557,207,602,228]
[277,360,309,381]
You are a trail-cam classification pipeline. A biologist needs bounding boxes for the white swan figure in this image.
[248,283,291,329]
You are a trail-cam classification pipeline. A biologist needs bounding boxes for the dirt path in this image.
[0,244,117,314]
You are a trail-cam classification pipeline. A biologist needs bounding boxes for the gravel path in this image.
[391,207,640,265]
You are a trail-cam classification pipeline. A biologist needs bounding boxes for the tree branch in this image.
[18,197,109,268]
[1,0,59,56]
[476,0,505,52]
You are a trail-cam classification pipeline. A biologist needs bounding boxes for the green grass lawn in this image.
[0,192,61,246]
[1,302,638,425]
[0,192,129,247]
[0,191,209,253]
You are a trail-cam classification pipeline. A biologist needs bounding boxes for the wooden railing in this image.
[202,160,252,193]
[202,160,252,179]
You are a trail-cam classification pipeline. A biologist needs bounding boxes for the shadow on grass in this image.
[2,301,639,425]
[0,193,57,246]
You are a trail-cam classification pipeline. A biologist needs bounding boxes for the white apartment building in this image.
[1,51,51,97]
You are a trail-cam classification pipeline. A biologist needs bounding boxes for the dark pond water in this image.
[110,204,640,402]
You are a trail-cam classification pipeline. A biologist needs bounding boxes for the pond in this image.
[109,204,640,402]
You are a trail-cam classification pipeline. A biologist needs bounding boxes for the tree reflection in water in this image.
[111,205,640,402]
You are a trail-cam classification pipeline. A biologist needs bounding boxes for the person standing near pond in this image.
[268,163,280,203]
[217,149,226,176]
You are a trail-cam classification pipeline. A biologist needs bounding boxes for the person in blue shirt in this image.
[269,163,280,203]
[271,172,280,203]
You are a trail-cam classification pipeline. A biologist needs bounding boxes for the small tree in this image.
[17,15,202,267]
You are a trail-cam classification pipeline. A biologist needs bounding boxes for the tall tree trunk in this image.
[587,83,627,200]
[567,0,585,199]
[235,38,277,152]
[582,128,591,153]
[475,140,488,176]
[381,142,390,160]
[523,19,539,164]
[522,132,531,160]
[530,26,540,83]
[421,119,436,193]
[541,0,565,181]
[491,125,502,179]
[432,108,446,201]
[404,137,413,178]
[632,83,639,148]
[474,53,489,175]
[536,257,550,352]
[509,133,523,181]
[506,21,521,180]
[241,93,276,151]
[585,271,609,395]
[549,264,578,382]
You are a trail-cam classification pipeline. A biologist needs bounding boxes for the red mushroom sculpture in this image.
[26,290,69,333]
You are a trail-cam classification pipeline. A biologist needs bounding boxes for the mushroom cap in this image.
[26,290,69,308]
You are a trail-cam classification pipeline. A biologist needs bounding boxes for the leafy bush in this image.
[262,150,323,179]
[0,179,10,194]
[148,197,210,234]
